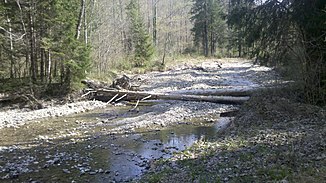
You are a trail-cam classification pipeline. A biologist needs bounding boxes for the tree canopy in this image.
[0,0,325,104]
[0,0,90,92]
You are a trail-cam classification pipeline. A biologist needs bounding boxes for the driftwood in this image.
[167,88,254,97]
[82,75,143,91]
[94,89,250,105]
[82,78,253,105]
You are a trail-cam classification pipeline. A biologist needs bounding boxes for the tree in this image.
[0,0,91,92]
[228,0,326,105]
[291,0,326,105]
[191,0,227,56]
[126,1,154,67]
[88,0,193,74]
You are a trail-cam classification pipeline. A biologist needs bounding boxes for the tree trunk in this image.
[203,0,209,57]
[152,0,157,46]
[40,49,45,82]
[4,0,15,78]
[84,0,88,44]
[29,0,37,82]
[162,33,171,65]
[94,89,250,105]
[76,0,85,40]
[47,50,52,83]
[40,11,45,82]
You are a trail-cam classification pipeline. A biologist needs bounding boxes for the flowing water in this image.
[0,104,234,182]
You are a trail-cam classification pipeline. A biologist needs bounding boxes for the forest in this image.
[0,0,324,105]
[0,0,325,182]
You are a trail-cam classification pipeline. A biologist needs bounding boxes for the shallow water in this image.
[0,105,232,182]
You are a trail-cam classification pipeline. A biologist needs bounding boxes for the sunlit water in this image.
[0,106,232,182]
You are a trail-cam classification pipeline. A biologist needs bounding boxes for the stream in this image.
[0,59,276,182]
[0,103,234,183]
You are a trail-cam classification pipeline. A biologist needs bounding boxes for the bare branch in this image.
[0,26,26,41]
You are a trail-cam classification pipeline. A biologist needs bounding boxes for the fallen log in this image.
[167,88,254,96]
[95,89,250,105]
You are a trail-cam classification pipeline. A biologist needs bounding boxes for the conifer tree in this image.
[228,0,326,104]
[126,1,154,67]
[0,0,91,91]
[191,0,226,56]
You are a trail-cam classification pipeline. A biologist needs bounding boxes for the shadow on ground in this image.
[139,88,326,183]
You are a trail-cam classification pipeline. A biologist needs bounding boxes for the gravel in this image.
[139,89,326,183]
[140,58,278,93]
[0,101,107,129]
[0,59,277,131]
[109,58,279,133]
[0,58,288,182]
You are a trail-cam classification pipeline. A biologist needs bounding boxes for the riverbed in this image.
[0,58,279,182]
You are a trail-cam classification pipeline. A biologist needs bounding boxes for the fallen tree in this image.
[93,89,250,105]
[81,78,254,105]
[166,88,254,96]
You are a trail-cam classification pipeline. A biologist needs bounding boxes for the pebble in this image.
[105,170,111,174]
[89,171,97,175]
[0,101,108,129]
[0,59,282,182]
[63,169,71,174]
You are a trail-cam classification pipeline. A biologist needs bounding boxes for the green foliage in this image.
[114,56,134,71]
[190,0,227,56]
[126,1,155,67]
[0,0,91,93]
[64,42,91,84]
[228,0,326,105]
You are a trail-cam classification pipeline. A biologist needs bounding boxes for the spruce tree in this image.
[228,0,326,105]
[126,1,154,67]
[191,0,226,56]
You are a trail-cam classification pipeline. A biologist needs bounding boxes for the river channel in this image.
[0,103,234,182]
[1,59,274,182]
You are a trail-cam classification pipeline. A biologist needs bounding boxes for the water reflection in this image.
[102,122,224,182]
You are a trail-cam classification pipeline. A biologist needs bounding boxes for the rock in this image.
[63,169,71,174]
[42,164,49,169]
[89,171,97,175]
[104,170,110,174]
[30,180,40,183]
[52,158,60,164]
